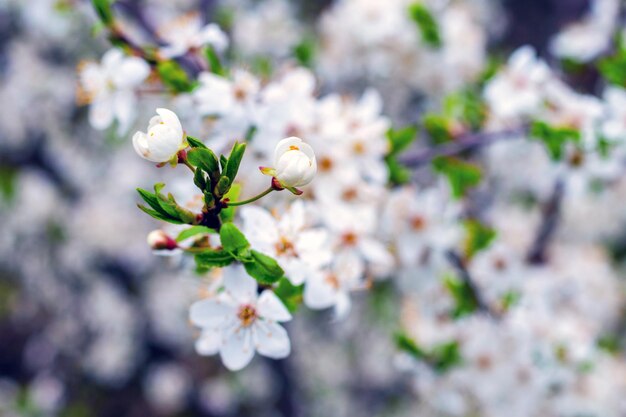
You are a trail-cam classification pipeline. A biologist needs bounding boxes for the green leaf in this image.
[219,222,250,259]
[423,114,454,144]
[385,155,412,185]
[223,142,247,183]
[193,168,207,190]
[432,156,482,199]
[187,136,208,149]
[137,204,184,224]
[204,46,227,76]
[387,126,418,155]
[92,0,114,25]
[188,148,221,180]
[395,332,427,359]
[154,183,195,224]
[157,60,195,93]
[0,167,18,203]
[176,226,216,242]
[443,272,479,318]
[219,183,242,223]
[195,249,235,268]
[500,290,521,312]
[137,188,171,218]
[530,120,581,160]
[215,176,231,197]
[407,3,441,48]
[463,219,497,259]
[244,250,284,284]
[443,90,486,131]
[430,341,463,372]
[244,125,257,142]
[273,277,304,313]
[293,37,316,68]
[395,331,462,373]
[598,38,626,86]
[220,155,228,171]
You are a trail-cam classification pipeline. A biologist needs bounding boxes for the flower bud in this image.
[133,108,186,163]
[147,230,178,251]
[261,137,316,189]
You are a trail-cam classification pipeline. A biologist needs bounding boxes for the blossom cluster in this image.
[4,0,626,415]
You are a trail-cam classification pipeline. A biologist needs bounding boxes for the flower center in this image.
[409,215,426,231]
[325,274,340,289]
[275,236,297,257]
[233,86,247,102]
[341,187,358,202]
[237,304,257,327]
[289,145,300,151]
[341,232,359,246]
[319,156,333,172]
[352,141,366,155]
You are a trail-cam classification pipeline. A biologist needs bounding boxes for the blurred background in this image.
[1,0,625,417]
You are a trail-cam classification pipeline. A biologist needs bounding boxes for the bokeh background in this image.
[1,1,626,417]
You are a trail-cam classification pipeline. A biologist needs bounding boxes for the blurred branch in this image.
[399,127,527,168]
[526,178,565,264]
[446,250,498,317]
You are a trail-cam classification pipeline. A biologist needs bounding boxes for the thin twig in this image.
[526,178,565,265]
[446,250,497,317]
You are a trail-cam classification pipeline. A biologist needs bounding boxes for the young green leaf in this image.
[407,2,441,48]
[223,142,247,183]
[395,332,427,360]
[187,136,208,149]
[387,126,418,155]
[92,0,114,25]
[157,60,195,93]
[463,219,497,259]
[244,250,284,284]
[176,226,216,242]
[193,168,207,190]
[443,272,479,318]
[219,222,250,259]
[195,249,236,268]
[530,120,581,160]
[219,183,242,223]
[137,204,184,224]
[205,46,227,76]
[215,176,231,197]
[432,157,482,199]
[188,148,221,180]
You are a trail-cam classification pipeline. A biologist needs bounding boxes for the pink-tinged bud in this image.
[147,230,178,251]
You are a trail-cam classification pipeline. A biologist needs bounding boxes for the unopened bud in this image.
[147,230,178,251]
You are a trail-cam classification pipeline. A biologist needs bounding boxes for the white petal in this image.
[156,108,183,138]
[195,328,221,355]
[132,131,150,159]
[333,292,352,320]
[254,321,290,359]
[113,90,136,135]
[89,96,114,130]
[189,298,234,328]
[220,328,255,371]
[241,206,279,244]
[257,290,292,322]
[223,266,258,303]
[303,273,336,310]
[274,136,304,165]
[113,56,150,89]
